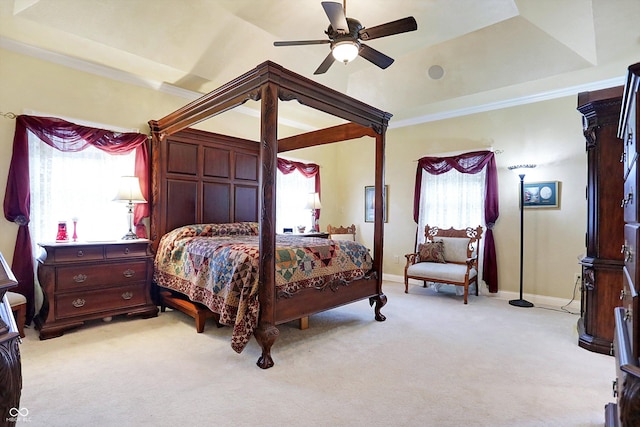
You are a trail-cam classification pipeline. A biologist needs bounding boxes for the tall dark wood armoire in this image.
[605,62,640,427]
[577,86,625,355]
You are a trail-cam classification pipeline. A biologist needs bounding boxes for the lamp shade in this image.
[113,176,146,203]
[332,41,359,63]
[304,193,322,210]
[508,164,536,176]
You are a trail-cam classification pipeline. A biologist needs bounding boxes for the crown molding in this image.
[390,76,625,128]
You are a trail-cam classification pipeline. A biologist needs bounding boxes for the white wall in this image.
[1,47,590,302]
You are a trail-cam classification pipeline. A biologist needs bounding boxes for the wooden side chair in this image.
[327,224,356,241]
[404,225,483,304]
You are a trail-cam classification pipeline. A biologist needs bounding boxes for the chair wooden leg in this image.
[423,281,427,288]
[463,285,468,304]
[12,303,26,338]
[404,276,409,293]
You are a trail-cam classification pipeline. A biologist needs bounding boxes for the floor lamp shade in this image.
[113,176,147,240]
[508,165,535,308]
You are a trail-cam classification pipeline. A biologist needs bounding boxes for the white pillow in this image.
[437,237,470,263]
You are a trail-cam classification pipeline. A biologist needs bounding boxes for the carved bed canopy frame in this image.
[148,61,391,368]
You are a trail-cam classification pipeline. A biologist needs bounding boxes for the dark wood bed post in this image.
[371,131,387,320]
[255,82,280,369]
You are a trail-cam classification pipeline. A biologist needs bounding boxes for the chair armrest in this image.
[405,253,418,267]
[466,256,478,267]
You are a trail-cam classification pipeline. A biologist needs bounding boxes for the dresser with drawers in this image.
[606,62,640,427]
[36,240,158,339]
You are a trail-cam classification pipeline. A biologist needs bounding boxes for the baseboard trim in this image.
[382,273,580,312]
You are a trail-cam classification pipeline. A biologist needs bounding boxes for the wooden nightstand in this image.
[36,240,158,339]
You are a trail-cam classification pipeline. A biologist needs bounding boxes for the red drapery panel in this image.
[413,150,500,293]
[277,157,322,220]
[3,115,149,322]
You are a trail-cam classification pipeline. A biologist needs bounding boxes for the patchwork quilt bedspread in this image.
[153,222,373,352]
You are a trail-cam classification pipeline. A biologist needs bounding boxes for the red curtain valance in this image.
[413,150,500,293]
[277,157,322,220]
[3,115,149,322]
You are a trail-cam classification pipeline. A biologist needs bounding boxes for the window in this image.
[276,168,315,233]
[416,168,486,246]
[28,132,136,247]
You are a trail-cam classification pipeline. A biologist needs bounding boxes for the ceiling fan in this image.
[273,1,417,75]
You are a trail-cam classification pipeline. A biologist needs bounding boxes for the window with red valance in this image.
[3,115,149,322]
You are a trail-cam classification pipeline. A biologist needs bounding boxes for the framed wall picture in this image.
[364,185,388,222]
[523,181,560,208]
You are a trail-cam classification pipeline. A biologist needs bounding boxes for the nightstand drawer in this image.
[106,244,148,259]
[53,246,104,262]
[55,284,147,319]
[56,261,148,291]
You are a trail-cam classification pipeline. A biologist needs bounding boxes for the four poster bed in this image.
[149,61,390,369]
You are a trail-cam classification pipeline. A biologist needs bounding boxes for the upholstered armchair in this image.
[404,225,483,304]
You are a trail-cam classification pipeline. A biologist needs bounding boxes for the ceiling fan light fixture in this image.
[332,40,359,63]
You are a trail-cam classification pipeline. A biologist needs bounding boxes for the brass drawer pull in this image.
[72,298,86,308]
[121,292,133,300]
[77,250,84,257]
[123,269,135,278]
[620,289,626,300]
[73,274,87,283]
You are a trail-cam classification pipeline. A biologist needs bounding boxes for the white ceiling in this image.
[1,0,639,129]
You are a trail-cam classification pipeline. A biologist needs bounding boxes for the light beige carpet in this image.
[17,282,612,427]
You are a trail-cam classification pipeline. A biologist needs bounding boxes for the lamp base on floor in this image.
[509,299,534,308]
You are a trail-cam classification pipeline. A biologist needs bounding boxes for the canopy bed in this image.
[148,61,390,369]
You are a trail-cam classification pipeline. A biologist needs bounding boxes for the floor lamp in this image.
[508,164,536,308]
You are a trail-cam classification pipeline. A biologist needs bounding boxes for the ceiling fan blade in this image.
[358,44,394,69]
[321,1,349,33]
[314,52,336,75]
[274,39,331,47]
[358,16,417,41]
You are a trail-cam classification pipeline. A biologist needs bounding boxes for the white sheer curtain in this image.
[276,169,315,233]
[28,134,136,247]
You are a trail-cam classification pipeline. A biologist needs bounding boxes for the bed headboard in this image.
[150,127,259,248]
